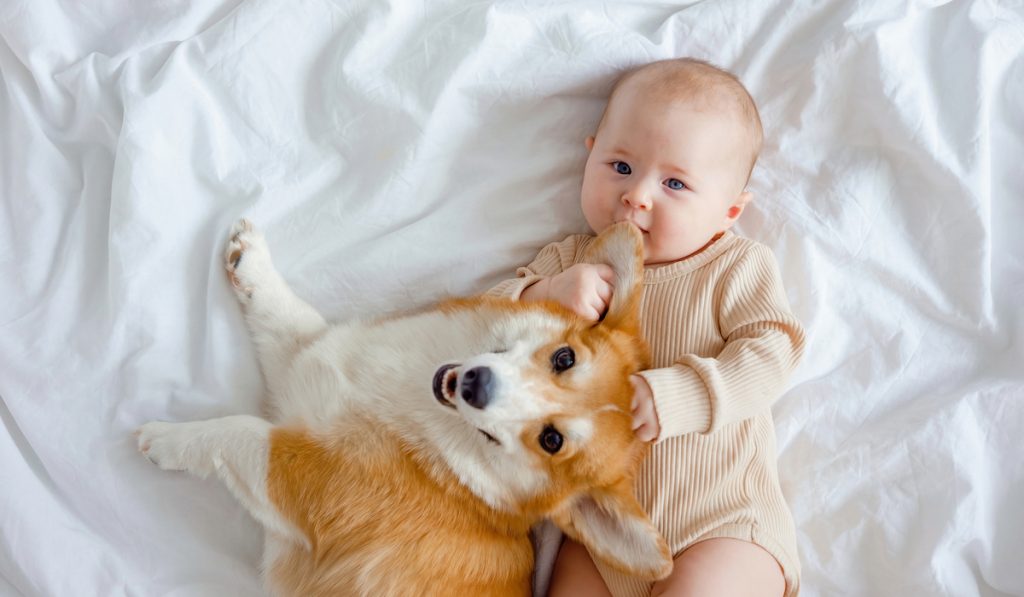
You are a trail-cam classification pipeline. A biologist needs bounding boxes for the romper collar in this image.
[642,230,739,284]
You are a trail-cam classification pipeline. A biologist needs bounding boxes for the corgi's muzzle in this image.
[432,363,502,445]
[433,364,494,410]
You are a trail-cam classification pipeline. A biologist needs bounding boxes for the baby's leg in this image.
[650,537,784,597]
[547,538,612,597]
[224,219,327,401]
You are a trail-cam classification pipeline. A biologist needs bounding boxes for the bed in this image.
[2,0,1022,595]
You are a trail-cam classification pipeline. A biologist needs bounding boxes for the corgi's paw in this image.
[136,421,213,477]
[224,219,272,301]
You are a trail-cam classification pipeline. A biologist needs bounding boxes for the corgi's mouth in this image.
[431,364,502,446]
[432,364,459,409]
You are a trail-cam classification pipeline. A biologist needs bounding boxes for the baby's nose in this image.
[622,190,652,210]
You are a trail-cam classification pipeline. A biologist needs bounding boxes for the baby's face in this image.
[580,88,753,265]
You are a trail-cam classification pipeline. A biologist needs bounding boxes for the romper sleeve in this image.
[485,235,588,299]
[637,244,806,441]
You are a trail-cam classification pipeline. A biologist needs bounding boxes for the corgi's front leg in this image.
[136,416,305,544]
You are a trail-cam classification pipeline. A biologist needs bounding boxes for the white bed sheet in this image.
[2,0,1022,595]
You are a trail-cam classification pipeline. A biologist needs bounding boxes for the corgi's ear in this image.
[550,480,673,580]
[580,222,644,333]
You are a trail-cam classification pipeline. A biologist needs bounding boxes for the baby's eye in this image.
[666,178,685,191]
[612,161,631,175]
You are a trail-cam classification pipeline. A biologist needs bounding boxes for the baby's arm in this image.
[639,245,806,441]
[523,264,615,321]
[487,235,613,321]
[486,236,580,298]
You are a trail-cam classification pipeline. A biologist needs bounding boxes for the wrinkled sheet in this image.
[2,1,1023,595]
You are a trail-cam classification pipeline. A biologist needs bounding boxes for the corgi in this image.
[137,220,672,596]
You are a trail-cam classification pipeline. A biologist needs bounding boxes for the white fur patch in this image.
[564,417,594,443]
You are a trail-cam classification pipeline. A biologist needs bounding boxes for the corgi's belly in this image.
[274,312,488,424]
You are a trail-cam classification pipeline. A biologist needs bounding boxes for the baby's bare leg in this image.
[547,538,612,597]
[650,537,785,597]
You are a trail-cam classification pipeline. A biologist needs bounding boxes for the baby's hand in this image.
[630,375,660,442]
[523,263,615,321]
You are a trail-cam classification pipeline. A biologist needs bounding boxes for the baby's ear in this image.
[550,480,673,580]
[726,191,754,223]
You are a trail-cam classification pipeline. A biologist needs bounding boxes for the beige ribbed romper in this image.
[488,230,805,597]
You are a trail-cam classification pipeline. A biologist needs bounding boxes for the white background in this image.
[1,1,1022,595]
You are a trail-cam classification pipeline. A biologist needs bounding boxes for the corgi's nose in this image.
[460,366,493,409]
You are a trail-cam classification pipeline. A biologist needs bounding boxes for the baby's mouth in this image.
[619,220,648,234]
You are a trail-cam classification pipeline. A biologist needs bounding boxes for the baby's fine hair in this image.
[601,57,764,184]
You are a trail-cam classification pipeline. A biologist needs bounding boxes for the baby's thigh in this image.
[650,537,784,597]
[548,538,613,597]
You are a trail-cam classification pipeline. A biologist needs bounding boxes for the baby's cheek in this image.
[640,234,652,257]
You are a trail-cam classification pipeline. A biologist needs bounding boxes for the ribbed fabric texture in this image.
[488,230,805,597]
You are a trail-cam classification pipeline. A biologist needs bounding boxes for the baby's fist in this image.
[542,263,615,321]
[630,375,660,442]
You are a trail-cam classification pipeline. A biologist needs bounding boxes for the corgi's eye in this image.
[551,347,575,372]
[539,425,564,454]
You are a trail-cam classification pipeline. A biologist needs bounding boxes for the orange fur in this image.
[260,222,670,595]
[267,423,534,596]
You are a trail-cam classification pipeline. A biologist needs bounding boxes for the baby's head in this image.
[580,58,763,265]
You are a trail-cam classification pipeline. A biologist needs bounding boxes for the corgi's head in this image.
[432,223,672,580]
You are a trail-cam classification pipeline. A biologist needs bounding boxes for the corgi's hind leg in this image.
[136,416,306,546]
[224,219,327,396]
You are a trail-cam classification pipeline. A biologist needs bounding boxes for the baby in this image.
[488,58,805,597]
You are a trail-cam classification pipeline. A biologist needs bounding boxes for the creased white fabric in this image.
[1,1,1022,595]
